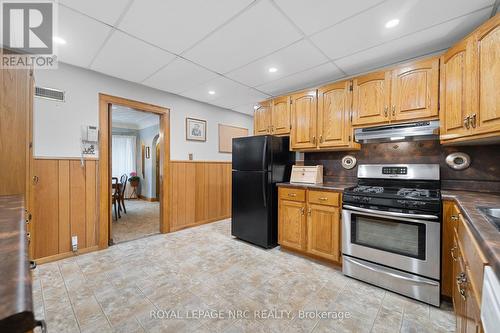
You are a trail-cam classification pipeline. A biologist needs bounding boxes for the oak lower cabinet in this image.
[443,201,487,333]
[278,187,341,264]
[440,14,500,144]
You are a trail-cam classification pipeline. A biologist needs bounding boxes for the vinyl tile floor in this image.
[33,219,455,333]
[112,200,160,244]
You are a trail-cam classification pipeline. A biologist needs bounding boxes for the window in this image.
[112,135,136,178]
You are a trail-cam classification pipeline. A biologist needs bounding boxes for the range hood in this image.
[354,121,440,144]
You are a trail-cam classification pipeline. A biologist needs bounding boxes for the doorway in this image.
[98,94,170,249]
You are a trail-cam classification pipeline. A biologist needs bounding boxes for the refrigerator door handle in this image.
[262,173,267,208]
[262,137,268,171]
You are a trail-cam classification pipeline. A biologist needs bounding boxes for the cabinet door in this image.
[440,38,474,141]
[352,71,391,126]
[453,236,467,333]
[317,81,357,149]
[465,267,483,333]
[278,199,306,251]
[307,204,340,262]
[272,96,291,135]
[254,103,271,135]
[472,15,500,136]
[290,90,318,150]
[442,201,460,298]
[391,57,439,122]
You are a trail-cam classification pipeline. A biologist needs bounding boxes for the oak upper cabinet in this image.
[317,81,359,150]
[440,37,474,141]
[271,96,291,135]
[391,57,439,122]
[307,202,340,262]
[290,90,318,149]
[472,14,500,137]
[440,14,500,144]
[278,190,307,251]
[352,71,391,126]
[254,101,272,135]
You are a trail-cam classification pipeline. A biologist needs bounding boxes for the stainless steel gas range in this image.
[342,164,442,306]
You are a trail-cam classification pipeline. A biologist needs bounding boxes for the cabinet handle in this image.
[451,215,459,221]
[392,105,396,117]
[320,135,323,143]
[288,193,297,197]
[451,246,457,261]
[318,197,328,201]
[32,175,39,185]
[312,136,316,144]
[471,114,477,128]
[384,106,388,117]
[307,208,311,216]
[456,272,467,300]
[26,232,31,244]
[464,115,471,129]
[300,207,305,215]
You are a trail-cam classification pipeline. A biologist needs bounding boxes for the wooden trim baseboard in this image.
[33,156,99,160]
[138,195,159,202]
[170,160,232,164]
[35,245,99,264]
[170,215,230,232]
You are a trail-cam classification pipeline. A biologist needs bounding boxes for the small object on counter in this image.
[341,155,357,170]
[290,165,323,184]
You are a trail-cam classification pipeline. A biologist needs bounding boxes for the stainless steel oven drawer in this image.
[343,256,440,306]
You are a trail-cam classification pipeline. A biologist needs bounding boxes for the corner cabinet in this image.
[441,14,500,144]
[278,187,341,264]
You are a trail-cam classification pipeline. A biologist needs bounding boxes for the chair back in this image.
[120,174,128,196]
[112,177,119,197]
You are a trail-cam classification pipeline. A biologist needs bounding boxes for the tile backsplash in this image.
[305,141,500,193]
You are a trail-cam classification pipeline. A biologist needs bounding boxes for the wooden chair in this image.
[111,177,121,220]
[119,174,128,214]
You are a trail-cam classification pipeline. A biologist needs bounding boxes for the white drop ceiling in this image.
[111,105,159,130]
[56,0,496,115]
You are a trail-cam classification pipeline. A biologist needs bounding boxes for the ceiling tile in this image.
[225,39,328,87]
[335,8,492,75]
[143,58,217,94]
[274,0,385,35]
[91,30,176,83]
[232,104,257,115]
[180,76,269,107]
[183,0,302,73]
[311,0,494,60]
[55,6,112,67]
[59,0,132,26]
[256,63,344,96]
[118,0,254,54]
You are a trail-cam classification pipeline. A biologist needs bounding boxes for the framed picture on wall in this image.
[186,117,206,142]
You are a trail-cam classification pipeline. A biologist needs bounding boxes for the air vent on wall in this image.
[35,86,65,102]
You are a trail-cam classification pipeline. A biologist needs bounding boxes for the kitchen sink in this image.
[477,207,500,231]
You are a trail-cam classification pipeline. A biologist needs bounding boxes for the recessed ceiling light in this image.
[208,90,215,95]
[268,67,278,73]
[385,19,400,29]
[53,36,67,44]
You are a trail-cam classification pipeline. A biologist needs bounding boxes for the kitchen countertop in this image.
[442,190,500,280]
[277,181,355,191]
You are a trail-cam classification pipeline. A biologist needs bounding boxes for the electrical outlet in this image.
[188,153,193,160]
[71,236,78,252]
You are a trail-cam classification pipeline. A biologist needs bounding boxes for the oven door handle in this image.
[342,205,439,220]
[344,257,439,286]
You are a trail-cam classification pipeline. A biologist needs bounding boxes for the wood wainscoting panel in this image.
[33,158,98,260]
[170,161,231,231]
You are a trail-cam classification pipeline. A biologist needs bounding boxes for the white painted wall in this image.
[33,63,253,161]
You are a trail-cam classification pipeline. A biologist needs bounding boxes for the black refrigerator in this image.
[231,135,295,248]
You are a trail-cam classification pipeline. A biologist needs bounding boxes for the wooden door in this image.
[156,143,160,199]
[271,96,291,135]
[278,199,306,251]
[307,204,340,262]
[352,71,391,126]
[290,90,317,150]
[317,81,355,149]
[440,38,474,141]
[254,102,271,135]
[391,57,439,122]
[472,15,500,136]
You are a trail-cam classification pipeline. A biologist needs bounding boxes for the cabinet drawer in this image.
[279,187,306,202]
[457,214,488,303]
[308,190,340,206]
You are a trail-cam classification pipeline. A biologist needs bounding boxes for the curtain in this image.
[112,135,136,178]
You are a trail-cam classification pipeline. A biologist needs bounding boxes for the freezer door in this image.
[231,170,274,248]
[232,136,270,171]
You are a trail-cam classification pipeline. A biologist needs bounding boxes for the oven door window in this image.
[351,214,426,260]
